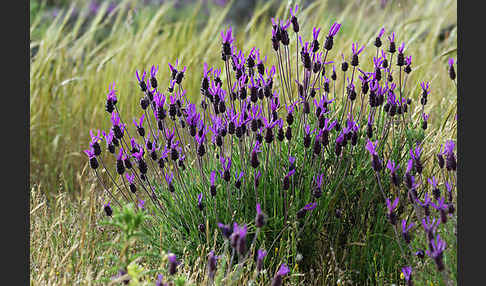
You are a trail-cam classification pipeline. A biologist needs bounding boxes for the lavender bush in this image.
[84,4,457,284]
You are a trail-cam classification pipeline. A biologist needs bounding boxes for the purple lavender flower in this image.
[135,70,147,92]
[426,234,447,271]
[220,156,232,182]
[404,55,412,73]
[443,140,456,171]
[230,223,247,255]
[255,203,265,228]
[402,266,413,286]
[430,197,449,224]
[388,32,396,53]
[385,197,399,225]
[150,65,159,89]
[374,27,385,48]
[221,27,234,57]
[421,113,429,130]
[297,202,317,219]
[290,4,299,32]
[366,139,382,171]
[311,27,321,52]
[410,144,423,174]
[234,171,244,189]
[197,193,204,211]
[167,253,178,275]
[165,172,174,192]
[448,58,456,80]
[89,129,103,156]
[401,219,414,244]
[217,223,233,239]
[351,42,365,67]
[111,111,126,139]
[422,216,439,242]
[209,171,217,196]
[84,148,99,170]
[256,249,267,272]
[271,263,290,286]
[386,160,400,186]
[416,192,432,216]
[282,169,295,191]
[254,170,262,188]
[207,250,218,280]
[105,82,118,113]
[324,22,341,51]
[427,176,440,200]
[420,81,430,105]
[313,173,324,198]
[103,202,113,217]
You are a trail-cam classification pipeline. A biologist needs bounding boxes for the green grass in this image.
[30,0,457,284]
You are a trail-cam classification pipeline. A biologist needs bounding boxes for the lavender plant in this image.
[84,4,457,284]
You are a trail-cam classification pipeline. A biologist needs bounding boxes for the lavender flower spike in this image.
[426,234,447,271]
[324,22,341,51]
[255,203,265,227]
[401,219,414,244]
[386,197,399,225]
[402,266,413,286]
[366,139,382,171]
[271,263,290,286]
[256,249,267,272]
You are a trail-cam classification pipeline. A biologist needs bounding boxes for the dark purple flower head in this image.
[386,159,399,174]
[155,274,165,286]
[89,129,103,147]
[386,197,399,213]
[167,253,178,275]
[256,249,267,271]
[388,32,395,43]
[402,266,412,282]
[420,81,431,97]
[271,263,290,286]
[365,139,378,156]
[405,55,412,66]
[217,222,233,239]
[207,250,218,279]
[103,201,112,216]
[255,203,265,227]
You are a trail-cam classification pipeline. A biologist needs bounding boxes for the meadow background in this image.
[30,0,457,284]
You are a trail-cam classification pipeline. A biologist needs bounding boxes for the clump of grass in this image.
[82,1,457,285]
